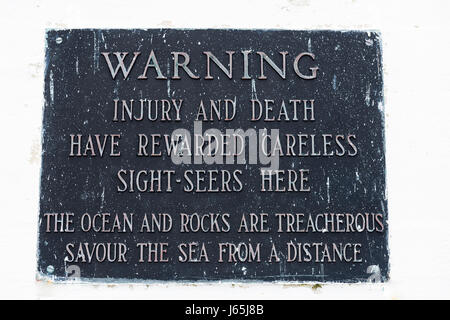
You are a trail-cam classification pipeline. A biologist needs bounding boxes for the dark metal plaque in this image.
[38,29,388,282]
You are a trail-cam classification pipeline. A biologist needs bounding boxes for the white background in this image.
[0,0,449,299]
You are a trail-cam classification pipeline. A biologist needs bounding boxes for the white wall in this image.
[0,0,449,299]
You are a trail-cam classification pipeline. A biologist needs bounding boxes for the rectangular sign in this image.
[38,29,388,282]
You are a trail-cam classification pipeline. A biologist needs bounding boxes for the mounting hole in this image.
[46,265,54,274]
[56,37,63,44]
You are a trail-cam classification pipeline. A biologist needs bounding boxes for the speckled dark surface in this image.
[38,29,388,282]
